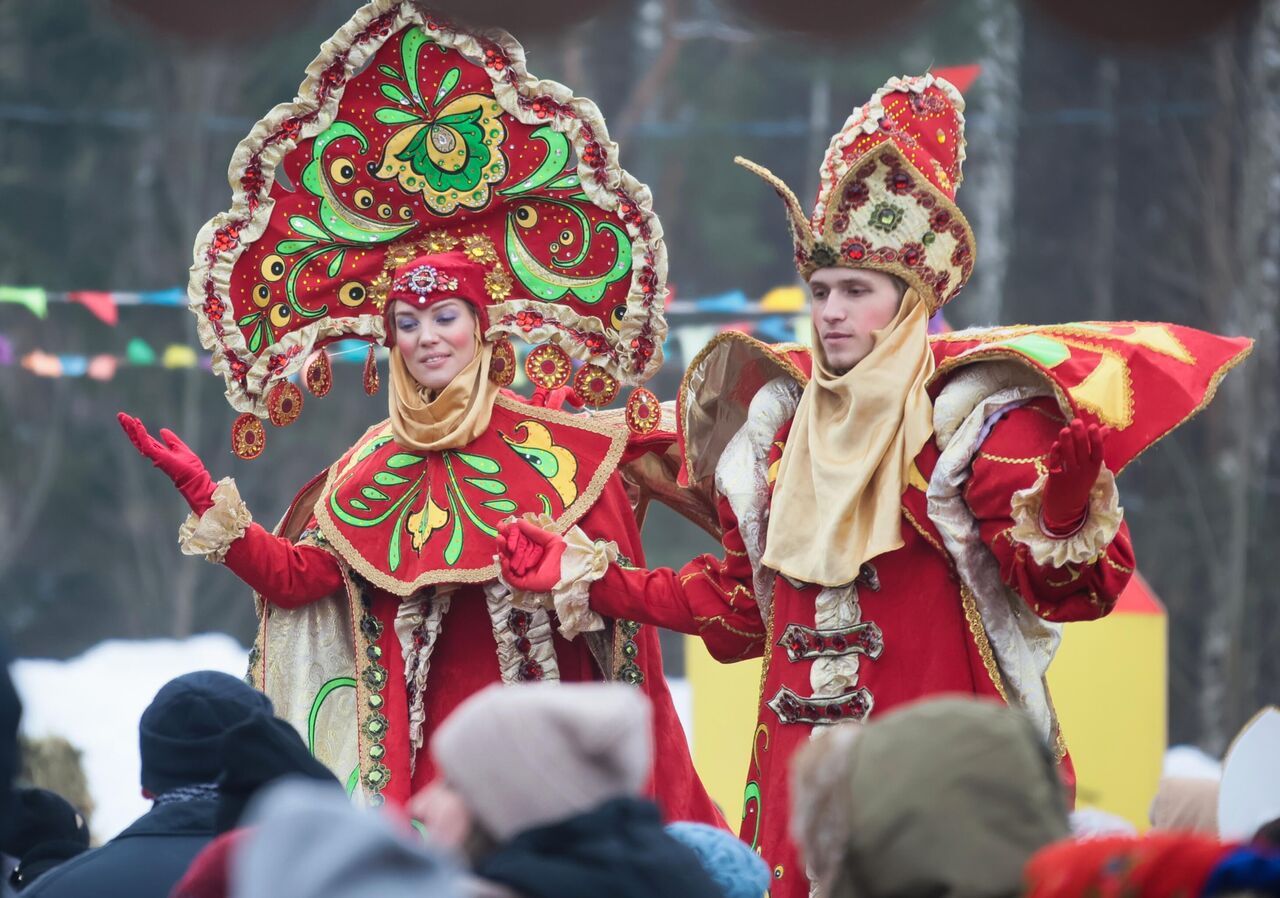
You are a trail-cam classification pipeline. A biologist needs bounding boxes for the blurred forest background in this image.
[1,0,1276,754]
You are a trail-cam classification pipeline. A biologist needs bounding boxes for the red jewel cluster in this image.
[227,356,250,383]
[782,624,882,660]
[210,222,243,258]
[514,310,545,332]
[496,312,620,367]
[577,124,609,181]
[775,690,871,723]
[507,609,545,681]
[615,190,647,233]
[629,334,655,374]
[202,290,226,324]
[482,45,509,71]
[405,627,425,705]
[265,345,303,377]
[240,162,265,212]
[580,331,608,355]
[522,95,572,121]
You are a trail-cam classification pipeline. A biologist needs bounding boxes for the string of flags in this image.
[0,282,947,381]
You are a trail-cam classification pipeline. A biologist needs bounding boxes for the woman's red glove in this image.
[1041,418,1109,536]
[496,520,567,593]
[117,413,217,515]
[530,385,584,410]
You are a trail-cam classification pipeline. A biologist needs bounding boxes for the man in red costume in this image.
[499,73,1252,896]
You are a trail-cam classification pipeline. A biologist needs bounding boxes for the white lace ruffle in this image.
[1010,467,1123,568]
[177,477,252,564]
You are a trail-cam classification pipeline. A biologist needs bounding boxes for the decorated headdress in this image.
[189,1,667,458]
[736,73,976,312]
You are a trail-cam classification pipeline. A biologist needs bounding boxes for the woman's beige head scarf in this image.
[387,314,499,452]
[762,287,936,586]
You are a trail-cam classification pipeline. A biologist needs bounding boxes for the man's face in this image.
[808,267,903,373]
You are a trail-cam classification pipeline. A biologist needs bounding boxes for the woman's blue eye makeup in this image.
[396,318,417,330]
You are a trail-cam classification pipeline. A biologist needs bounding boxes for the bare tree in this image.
[956,0,1022,327]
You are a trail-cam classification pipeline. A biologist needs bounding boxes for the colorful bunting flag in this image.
[0,286,48,319]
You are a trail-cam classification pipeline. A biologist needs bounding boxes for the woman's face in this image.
[393,298,478,391]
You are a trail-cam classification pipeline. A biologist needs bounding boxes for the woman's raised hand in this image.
[496,520,567,593]
[116,413,217,514]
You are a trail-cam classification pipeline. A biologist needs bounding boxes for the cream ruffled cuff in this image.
[549,526,618,639]
[177,477,252,564]
[1009,467,1123,568]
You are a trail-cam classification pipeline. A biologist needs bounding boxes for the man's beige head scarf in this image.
[762,288,936,586]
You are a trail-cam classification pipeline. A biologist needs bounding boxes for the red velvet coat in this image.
[589,395,1134,895]
[208,398,722,826]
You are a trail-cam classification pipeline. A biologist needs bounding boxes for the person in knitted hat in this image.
[499,72,1252,898]
[2,789,89,892]
[21,671,269,898]
[113,4,719,829]
[413,682,720,898]
[666,821,771,898]
[790,697,1068,898]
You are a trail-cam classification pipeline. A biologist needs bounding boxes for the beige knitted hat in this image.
[430,682,653,840]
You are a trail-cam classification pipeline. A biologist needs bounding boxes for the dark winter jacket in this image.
[475,797,723,898]
[21,798,217,898]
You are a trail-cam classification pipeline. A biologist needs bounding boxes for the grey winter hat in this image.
[234,778,461,898]
[430,682,653,841]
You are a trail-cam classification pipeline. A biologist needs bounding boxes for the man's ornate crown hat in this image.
[188,1,669,457]
[736,73,976,312]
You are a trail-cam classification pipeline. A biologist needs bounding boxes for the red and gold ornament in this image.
[304,348,332,397]
[266,380,304,427]
[231,413,266,460]
[363,345,380,396]
[489,338,516,387]
[525,343,571,390]
[572,363,619,407]
[625,387,660,435]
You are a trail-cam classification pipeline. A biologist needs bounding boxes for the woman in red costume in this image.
[499,73,1253,896]
[115,0,719,825]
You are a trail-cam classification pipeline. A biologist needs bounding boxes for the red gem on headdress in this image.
[573,364,619,408]
[267,380,304,427]
[231,413,266,460]
[363,345,380,396]
[842,240,867,262]
[304,349,332,397]
[525,344,571,390]
[888,171,913,195]
[625,388,660,435]
[489,338,516,387]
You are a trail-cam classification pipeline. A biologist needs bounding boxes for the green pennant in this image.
[125,337,157,366]
[0,286,48,318]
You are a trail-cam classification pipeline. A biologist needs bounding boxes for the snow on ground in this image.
[9,634,689,842]
[12,634,249,840]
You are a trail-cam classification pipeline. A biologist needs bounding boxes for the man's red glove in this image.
[496,520,567,593]
[117,412,217,515]
[1041,418,1109,537]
